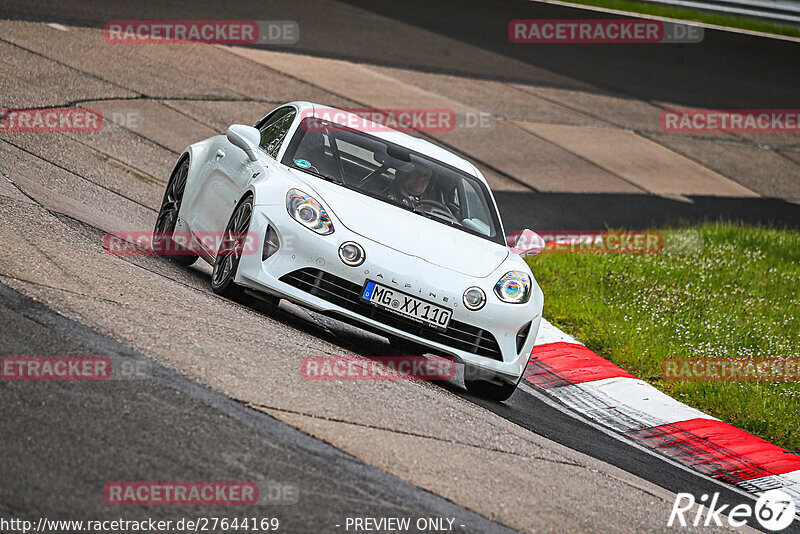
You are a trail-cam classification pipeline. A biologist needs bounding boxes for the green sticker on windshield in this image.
[294,159,311,168]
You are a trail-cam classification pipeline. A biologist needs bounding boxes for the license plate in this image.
[361,281,452,329]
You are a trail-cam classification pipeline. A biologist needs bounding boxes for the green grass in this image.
[555,0,800,38]
[525,223,800,452]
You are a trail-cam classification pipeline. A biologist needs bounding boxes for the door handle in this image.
[215,149,225,160]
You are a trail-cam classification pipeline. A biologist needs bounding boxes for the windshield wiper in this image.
[377,198,457,227]
[410,206,459,227]
[291,164,343,185]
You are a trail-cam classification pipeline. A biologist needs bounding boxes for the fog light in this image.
[338,241,365,266]
[462,287,486,311]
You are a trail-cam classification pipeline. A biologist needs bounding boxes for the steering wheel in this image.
[414,200,459,223]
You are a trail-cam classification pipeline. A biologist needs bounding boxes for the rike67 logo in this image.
[669,490,796,530]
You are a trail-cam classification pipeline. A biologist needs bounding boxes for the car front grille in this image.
[279,268,503,361]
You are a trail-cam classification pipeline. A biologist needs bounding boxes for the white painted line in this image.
[46,23,69,32]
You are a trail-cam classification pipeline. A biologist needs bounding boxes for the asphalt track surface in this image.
[1,1,798,533]
[0,282,514,533]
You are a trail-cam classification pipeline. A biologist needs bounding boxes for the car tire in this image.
[211,195,254,302]
[153,157,198,266]
[464,373,519,401]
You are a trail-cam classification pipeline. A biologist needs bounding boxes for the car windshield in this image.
[281,117,504,245]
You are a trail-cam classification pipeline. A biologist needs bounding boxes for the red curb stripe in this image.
[527,338,800,492]
[524,342,635,388]
[629,418,800,483]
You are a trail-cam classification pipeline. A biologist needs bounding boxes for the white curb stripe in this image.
[533,317,579,346]
[528,317,799,505]
[737,470,800,501]
[547,376,716,432]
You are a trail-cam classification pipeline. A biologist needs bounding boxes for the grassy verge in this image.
[525,222,800,452]
[551,0,800,38]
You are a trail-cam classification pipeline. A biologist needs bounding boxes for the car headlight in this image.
[462,287,486,311]
[494,271,531,304]
[286,189,334,235]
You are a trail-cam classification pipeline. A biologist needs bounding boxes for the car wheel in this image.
[464,371,519,401]
[153,157,198,266]
[211,195,253,300]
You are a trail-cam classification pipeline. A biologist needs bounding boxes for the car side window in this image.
[258,107,296,158]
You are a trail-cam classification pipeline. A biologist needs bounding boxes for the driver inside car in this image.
[386,164,433,206]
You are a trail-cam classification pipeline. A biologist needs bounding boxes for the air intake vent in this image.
[279,268,503,361]
[516,321,532,354]
[262,225,280,261]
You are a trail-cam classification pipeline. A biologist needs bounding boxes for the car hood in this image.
[290,170,509,278]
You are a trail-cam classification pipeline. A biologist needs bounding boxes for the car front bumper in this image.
[233,203,543,383]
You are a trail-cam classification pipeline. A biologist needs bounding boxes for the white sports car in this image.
[154,102,544,400]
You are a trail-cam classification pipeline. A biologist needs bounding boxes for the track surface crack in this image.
[248,402,586,467]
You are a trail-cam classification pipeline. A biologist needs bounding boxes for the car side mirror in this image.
[509,229,545,256]
[227,124,261,162]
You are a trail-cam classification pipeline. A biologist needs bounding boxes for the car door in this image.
[195,107,296,238]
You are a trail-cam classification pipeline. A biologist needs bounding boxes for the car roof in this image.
[283,101,485,182]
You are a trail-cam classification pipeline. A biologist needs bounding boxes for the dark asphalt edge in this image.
[0,281,515,534]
